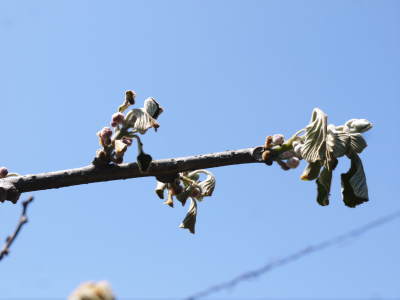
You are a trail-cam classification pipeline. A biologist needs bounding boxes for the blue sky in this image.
[0,0,399,299]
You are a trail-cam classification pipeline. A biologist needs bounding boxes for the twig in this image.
[185,210,400,300]
[0,146,266,203]
[0,196,34,261]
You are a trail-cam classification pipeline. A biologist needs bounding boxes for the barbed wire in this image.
[185,210,400,300]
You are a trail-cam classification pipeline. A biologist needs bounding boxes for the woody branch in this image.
[0,146,265,203]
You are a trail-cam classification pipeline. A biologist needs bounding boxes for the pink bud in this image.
[280,151,294,159]
[272,134,284,145]
[287,157,300,169]
[122,137,133,146]
[111,112,125,125]
[97,127,113,146]
[100,127,113,137]
[293,143,303,158]
[0,167,8,178]
[111,121,118,127]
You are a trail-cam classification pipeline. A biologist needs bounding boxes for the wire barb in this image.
[185,211,400,300]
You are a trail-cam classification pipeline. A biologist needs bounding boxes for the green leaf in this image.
[176,186,191,206]
[301,108,328,164]
[345,119,373,133]
[316,167,333,206]
[341,154,369,207]
[124,108,159,134]
[349,133,367,154]
[143,97,163,119]
[155,181,166,199]
[179,199,198,234]
[300,162,322,181]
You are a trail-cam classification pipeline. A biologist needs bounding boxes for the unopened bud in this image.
[99,127,113,138]
[272,134,285,146]
[125,90,136,105]
[122,137,133,146]
[261,150,271,161]
[97,127,113,146]
[287,157,300,169]
[112,112,125,125]
[137,152,152,172]
[264,136,273,149]
[0,167,8,178]
[280,151,294,160]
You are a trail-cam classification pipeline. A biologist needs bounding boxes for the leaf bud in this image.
[272,134,285,146]
[287,157,300,169]
[0,167,8,178]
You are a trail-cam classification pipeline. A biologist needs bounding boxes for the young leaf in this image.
[124,109,159,134]
[341,154,369,207]
[179,199,198,234]
[301,108,328,164]
[316,168,333,206]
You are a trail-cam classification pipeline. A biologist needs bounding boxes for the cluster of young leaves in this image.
[264,108,372,207]
[93,91,163,172]
[155,170,216,234]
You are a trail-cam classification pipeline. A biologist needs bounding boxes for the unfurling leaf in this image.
[176,187,191,206]
[114,139,128,160]
[164,190,174,207]
[341,154,369,208]
[345,119,373,133]
[300,162,321,181]
[144,97,163,119]
[301,108,328,164]
[179,199,198,234]
[197,170,216,197]
[316,167,333,206]
[326,125,349,158]
[124,109,159,134]
[155,181,166,199]
[349,133,368,154]
[327,124,368,158]
[137,152,152,172]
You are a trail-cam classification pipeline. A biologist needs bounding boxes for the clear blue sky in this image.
[0,0,399,299]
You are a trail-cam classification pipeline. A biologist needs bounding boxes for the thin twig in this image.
[185,210,400,300]
[0,196,34,261]
[0,146,265,202]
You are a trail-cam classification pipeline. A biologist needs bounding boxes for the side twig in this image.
[0,196,34,261]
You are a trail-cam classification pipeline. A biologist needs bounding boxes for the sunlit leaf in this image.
[124,108,159,134]
[301,108,328,164]
[114,139,128,159]
[179,199,197,234]
[345,119,373,133]
[143,97,163,119]
[197,170,216,197]
[155,181,166,199]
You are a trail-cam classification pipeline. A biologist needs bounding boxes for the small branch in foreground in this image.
[0,196,34,261]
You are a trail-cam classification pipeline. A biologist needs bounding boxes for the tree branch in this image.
[0,146,265,203]
[0,196,34,261]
